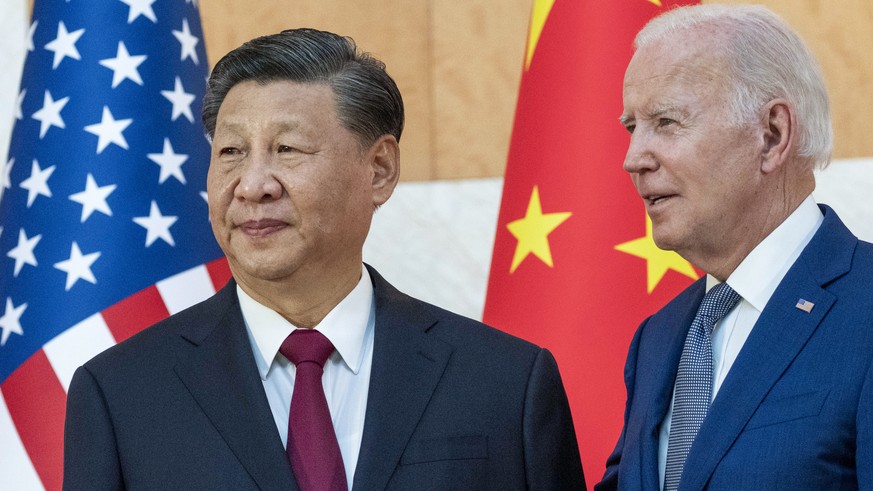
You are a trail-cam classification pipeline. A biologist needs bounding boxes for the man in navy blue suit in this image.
[598,4,872,490]
[63,28,584,490]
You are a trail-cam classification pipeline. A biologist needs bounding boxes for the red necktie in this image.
[279,329,348,491]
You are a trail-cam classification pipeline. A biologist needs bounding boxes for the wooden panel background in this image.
[199,0,873,181]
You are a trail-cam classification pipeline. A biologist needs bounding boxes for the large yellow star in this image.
[614,214,699,293]
[507,186,572,273]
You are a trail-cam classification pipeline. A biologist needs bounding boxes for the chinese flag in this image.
[482,0,699,483]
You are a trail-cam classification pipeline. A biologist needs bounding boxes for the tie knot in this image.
[279,329,335,367]
[700,282,741,324]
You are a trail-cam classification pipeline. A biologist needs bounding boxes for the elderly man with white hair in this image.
[597,4,873,490]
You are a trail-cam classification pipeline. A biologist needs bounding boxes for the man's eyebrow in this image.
[650,105,682,117]
[618,105,687,127]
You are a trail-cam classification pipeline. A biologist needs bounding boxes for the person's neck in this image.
[691,174,815,281]
[236,263,363,329]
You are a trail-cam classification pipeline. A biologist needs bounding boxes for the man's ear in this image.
[761,98,794,174]
[368,134,400,207]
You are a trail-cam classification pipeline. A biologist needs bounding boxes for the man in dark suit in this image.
[597,4,873,490]
[63,29,584,490]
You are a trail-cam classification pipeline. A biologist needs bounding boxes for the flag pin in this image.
[795,299,814,313]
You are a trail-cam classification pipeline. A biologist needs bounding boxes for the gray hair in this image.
[202,28,404,146]
[635,4,832,169]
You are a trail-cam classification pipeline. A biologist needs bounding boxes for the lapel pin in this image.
[795,298,815,313]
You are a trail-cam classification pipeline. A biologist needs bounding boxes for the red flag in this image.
[483,0,699,483]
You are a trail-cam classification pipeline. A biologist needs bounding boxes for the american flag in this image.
[0,1,229,489]
[795,298,815,313]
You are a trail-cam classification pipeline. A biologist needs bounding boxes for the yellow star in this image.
[507,186,572,273]
[648,0,663,6]
[615,213,699,293]
[525,0,556,70]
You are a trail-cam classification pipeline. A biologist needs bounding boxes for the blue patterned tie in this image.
[663,282,741,491]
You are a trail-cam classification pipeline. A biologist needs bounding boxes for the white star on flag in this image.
[32,90,70,139]
[120,0,158,24]
[26,20,38,52]
[45,21,85,69]
[54,242,101,291]
[1,158,13,204]
[99,41,148,88]
[0,298,28,347]
[20,159,56,208]
[172,18,199,65]
[161,76,196,122]
[7,229,42,277]
[15,89,26,120]
[133,200,178,247]
[148,138,188,184]
[69,173,116,222]
[84,106,133,154]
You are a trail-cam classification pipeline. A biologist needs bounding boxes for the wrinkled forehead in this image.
[623,35,732,104]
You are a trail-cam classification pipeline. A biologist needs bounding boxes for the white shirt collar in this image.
[706,195,823,311]
[237,265,374,380]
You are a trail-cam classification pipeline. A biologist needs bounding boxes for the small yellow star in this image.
[648,0,663,6]
[615,213,699,293]
[507,186,572,273]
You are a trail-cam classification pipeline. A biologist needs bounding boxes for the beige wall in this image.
[200,0,873,182]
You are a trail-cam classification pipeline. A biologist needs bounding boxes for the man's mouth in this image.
[239,219,287,237]
[644,194,673,206]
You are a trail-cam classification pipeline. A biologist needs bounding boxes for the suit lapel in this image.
[639,279,705,490]
[682,206,855,490]
[352,266,453,491]
[174,281,298,491]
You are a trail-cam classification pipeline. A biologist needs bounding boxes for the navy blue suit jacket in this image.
[597,205,873,490]
[63,266,584,490]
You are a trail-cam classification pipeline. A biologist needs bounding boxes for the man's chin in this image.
[650,228,681,253]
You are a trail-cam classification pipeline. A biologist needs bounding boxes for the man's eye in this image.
[278,145,295,153]
[219,147,240,156]
[624,124,635,134]
[658,118,675,127]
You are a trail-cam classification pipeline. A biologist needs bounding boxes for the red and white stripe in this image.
[0,258,231,491]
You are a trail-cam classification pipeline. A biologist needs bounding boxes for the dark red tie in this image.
[279,329,348,491]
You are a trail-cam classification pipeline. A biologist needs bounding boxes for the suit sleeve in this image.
[595,319,646,491]
[63,365,123,491]
[522,347,586,490]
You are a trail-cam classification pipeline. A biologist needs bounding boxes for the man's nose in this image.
[623,130,659,175]
[235,152,282,202]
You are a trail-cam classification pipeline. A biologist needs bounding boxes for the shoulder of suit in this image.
[82,282,236,372]
[406,294,546,358]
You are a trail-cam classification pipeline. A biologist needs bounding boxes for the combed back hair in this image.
[202,28,404,146]
[635,4,833,169]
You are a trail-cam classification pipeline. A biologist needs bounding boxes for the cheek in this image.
[206,172,238,225]
[209,164,243,197]
[206,165,226,197]
[320,180,372,232]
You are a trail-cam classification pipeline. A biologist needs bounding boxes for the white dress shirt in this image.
[238,265,375,488]
[657,196,823,488]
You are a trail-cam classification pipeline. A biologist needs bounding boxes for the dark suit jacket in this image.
[63,265,584,490]
[597,205,873,490]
